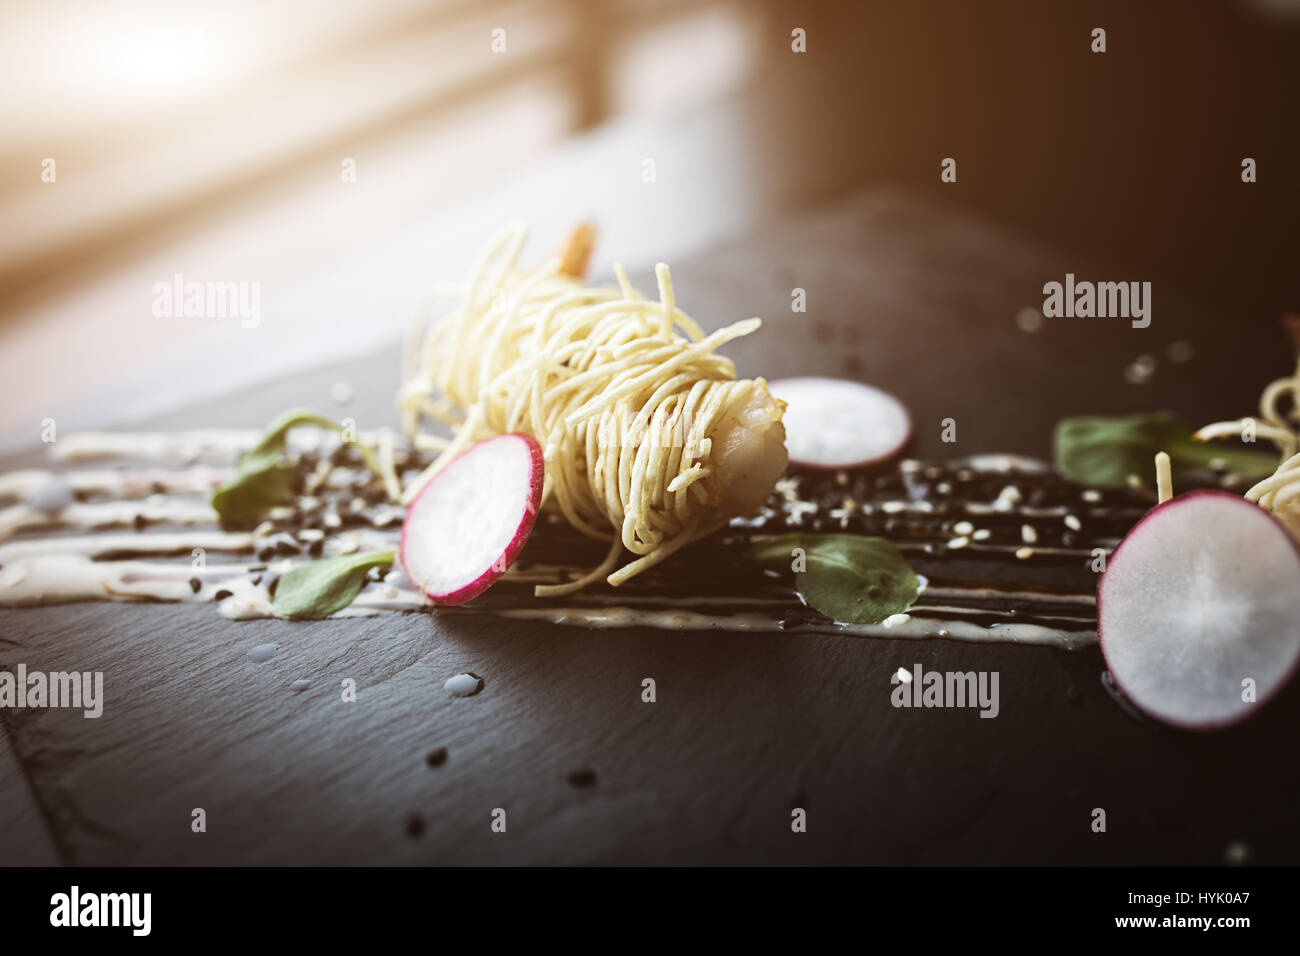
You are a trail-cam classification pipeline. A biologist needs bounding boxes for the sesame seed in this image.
[952,520,974,536]
[1015,546,1035,560]
[1021,524,1038,544]
[993,485,1022,511]
[1064,514,1082,531]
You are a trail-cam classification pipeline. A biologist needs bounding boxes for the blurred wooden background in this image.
[1,0,1299,447]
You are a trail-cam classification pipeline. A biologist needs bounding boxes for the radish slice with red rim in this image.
[400,434,544,606]
[1098,490,1300,729]
[768,377,911,469]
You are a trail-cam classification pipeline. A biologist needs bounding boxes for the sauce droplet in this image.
[247,643,278,663]
[444,672,484,697]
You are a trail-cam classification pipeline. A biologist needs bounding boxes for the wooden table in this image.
[2,189,1297,865]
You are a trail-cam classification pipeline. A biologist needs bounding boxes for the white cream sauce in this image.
[0,433,1111,649]
[488,605,1096,649]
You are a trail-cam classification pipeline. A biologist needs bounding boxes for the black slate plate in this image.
[1,191,1296,865]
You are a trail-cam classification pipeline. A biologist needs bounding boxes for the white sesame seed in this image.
[1064,514,1082,531]
[947,536,970,549]
[972,528,991,541]
[1081,489,1102,502]
[952,520,974,536]
[993,485,1022,512]
[1015,546,1035,560]
[1021,524,1038,544]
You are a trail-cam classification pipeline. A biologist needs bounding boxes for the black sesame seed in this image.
[308,540,324,558]
[132,513,147,531]
[257,546,275,563]
[213,589,233,601]
[425,747,448,768]
[188,577,202,594]
[274,539,301,557]
[266,576,280,598]
[567,768,597,788]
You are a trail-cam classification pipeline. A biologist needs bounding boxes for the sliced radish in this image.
[768,377,911,469]
[400,434,544,606]
[1098,490,1300,729]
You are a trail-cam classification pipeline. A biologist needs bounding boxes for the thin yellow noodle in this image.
[1200,355,1300,523]
[397,224,771,594]
[1154,451,1172,503]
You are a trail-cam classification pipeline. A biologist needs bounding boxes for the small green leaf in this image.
[750,533,920,624]
[272,549,397,620]
[1054,412,1278,489]
[210,453,295,522]
[212,408,384,525]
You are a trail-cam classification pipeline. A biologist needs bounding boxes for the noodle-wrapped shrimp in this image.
[401,223,790,594]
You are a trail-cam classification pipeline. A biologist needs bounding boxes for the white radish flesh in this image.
[400,434,543,606]
[768,377,911,469]
[1098,490,1300,728]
